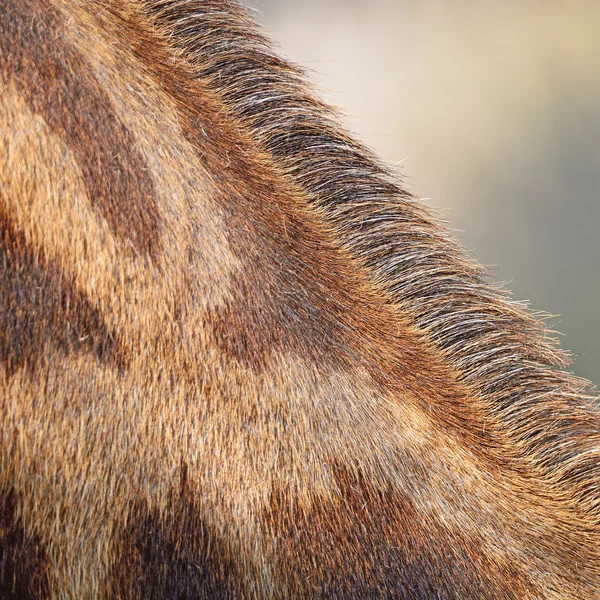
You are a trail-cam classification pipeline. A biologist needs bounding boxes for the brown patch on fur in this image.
[0,205,124,373]
[0,0,161,257]
[204,230,357,370]
[265,465,537,599]
[112,463,245,600]
[0,489,49,600]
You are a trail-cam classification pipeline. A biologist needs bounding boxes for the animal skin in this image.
[0,1,599,598]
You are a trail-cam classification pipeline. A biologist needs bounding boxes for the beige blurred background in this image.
[247,0,600,388]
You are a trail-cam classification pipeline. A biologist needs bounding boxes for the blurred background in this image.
[247,0,600,388]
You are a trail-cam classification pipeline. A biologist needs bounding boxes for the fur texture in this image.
[0,1,599,598]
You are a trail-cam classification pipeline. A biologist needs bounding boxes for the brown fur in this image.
[0,0,598,598]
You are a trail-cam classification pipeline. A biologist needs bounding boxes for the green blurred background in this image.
[249,0,600,389]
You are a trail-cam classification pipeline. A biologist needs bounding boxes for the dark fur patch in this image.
[0,489,49,600]
[203,201,359,370]
[0,206,124,374]
[111,464,244,600]
[265,465,536,599]
[0,0,161,257]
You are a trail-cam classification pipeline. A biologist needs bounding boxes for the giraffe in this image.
[0,1,598,598]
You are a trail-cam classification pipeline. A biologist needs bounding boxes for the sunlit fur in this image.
[0,1,599,598]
